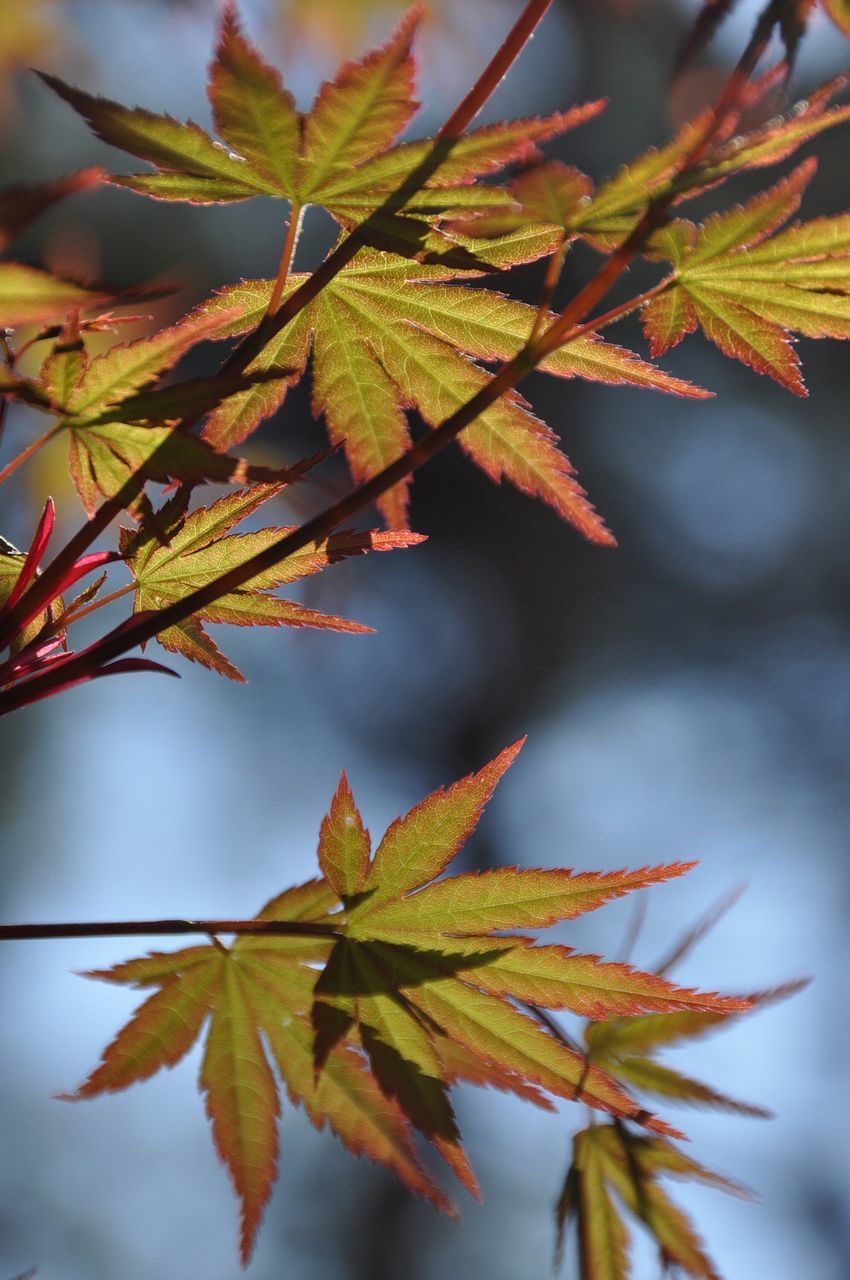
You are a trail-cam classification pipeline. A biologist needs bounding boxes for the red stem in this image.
[436,0,554,141]
[266,202,304,317]
[0,422,64,487]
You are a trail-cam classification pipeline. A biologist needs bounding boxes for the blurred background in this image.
[1,0,850,1276]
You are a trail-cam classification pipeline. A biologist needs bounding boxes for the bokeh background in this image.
[1,0,850,1276]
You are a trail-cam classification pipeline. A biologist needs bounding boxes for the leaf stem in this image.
[0,422,65,487]
[436,0,555,141]
[53,580,134,630]
[266,202,304,317]
[0,917,341,941]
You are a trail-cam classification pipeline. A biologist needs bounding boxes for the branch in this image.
[0,917,341,941]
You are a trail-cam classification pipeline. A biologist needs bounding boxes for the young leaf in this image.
[118,484,426,680]
[69,750,750,1263]
[198,250,708,536]
[642,159,850,393]
[41,6,602,234]
[0,262,114,327]
[560,1123,749,1279]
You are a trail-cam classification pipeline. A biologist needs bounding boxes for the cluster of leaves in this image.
[0,0,841,1273]
[65,743,759,1266]
[0,4,849,709]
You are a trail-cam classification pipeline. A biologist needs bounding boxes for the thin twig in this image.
[0,917,341,941]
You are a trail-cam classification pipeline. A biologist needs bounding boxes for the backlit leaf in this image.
[119,484,425,679]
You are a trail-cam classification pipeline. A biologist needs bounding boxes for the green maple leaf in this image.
[447,76,850,251]
[67,743,748,1264]
[38,4,601,241]
[118,483,425,681]
[559,1124,751,1280]
[17,314,304,520]
[64,879,446,1266]
[641,159,850,393]
[198,250,710,535]
[552,888,806,1278]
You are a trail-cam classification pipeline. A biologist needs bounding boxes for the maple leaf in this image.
[0,262,122,328]
[65,880,446,1266]
[117,483,426,681]
[197,250,709,536]
[559,1123,751,1280]
[38,4,602,243]
[67,743,748,1264]
[641,159,850,394]
[448,78,850,252]
[10,314,308,521]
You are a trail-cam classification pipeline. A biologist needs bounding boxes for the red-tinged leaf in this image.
[641,284,698,357]
[376,946,680,1136]
[0,169,102,251]
[311,287,412,529]
[297,7,422,202]
[66,419,289,521]
[641,161,850,390]
[42,8,602,246]
[209,3,300,194]
[41,318,87,408]
[37,71,271,201]
[610,1056,771,1117]
[0,262,112,327]
[594,1129,722,1279]
[83,946,218,987]
[356,739,525,908]
[351,863,695,938]
[236,952,452,1214]
[694,77,850,185]
[446,162,594,239]
[571,1128,630,1280]
[685,159,816,267]
[120,486,424,678]
[347,944,480,1198]
[64,312,232,418]
[318,774,372,900]
[433,1033,555,1110]
[200,956,280,1264]
[322,104,606,214]
[199,246,705,533]
[443,942,750,1020]
[200,279,313,450]
[64,958,220,1096]
[688,286,805,394]
[256,876,341,923]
